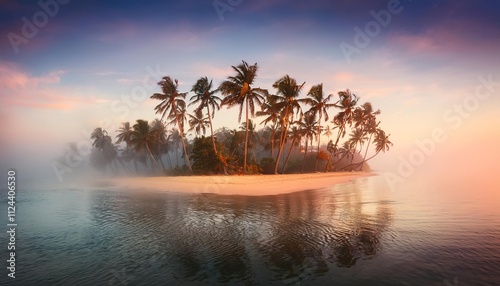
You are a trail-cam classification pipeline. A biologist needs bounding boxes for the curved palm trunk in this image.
[274,106,290,174]
[117,158,131,174]
[207,107,217,154]
[360,133,373,171]
[342,150,380,171]
[173,103,192,172]
[281,137,296,174]
[242,98,250,173]
[145,142,163,173]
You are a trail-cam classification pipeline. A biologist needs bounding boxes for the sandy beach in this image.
[107,172,375,196]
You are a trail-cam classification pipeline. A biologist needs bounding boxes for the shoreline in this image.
[105,172,376,196]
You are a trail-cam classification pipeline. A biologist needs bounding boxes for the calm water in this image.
[1,175,499,285]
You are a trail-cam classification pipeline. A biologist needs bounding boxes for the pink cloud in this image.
[0,61,108,111]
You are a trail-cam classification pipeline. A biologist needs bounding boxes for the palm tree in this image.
[348,128,368,164]
[281,126,302,174]
[219,60,267,173]
[343,128,392,171]
[272,75,305,174]
[256,93,280,157]
[304,83,337,171]
[150,76,192,172]
[354,102,380,168]
[91,127,120,173]
[188,110,209,137]
[169,128,182,167]
[296,113,318,173]
[331,89,359,159]
[190,77,221,154]
[116,122,139,172]
[239,119,259,162]
[129,119,164,173]
[150,119,170,171]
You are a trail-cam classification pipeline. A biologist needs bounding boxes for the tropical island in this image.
[65,60,392,194]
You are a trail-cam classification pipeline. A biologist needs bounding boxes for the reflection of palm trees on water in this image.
[87,180,393,284]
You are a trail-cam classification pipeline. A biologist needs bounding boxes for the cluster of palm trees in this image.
[89,60,392,175]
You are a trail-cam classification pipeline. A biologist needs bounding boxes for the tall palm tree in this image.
[190,77,221,154]
[129,119,164,173]
[239,119,259,162]
[304,83,337,171]
[331,89,359,159]
[256,93,280,157]
[272,75,305,174]
[354,102,380,168]
[150,119,170,171]
[116,122,139,172]
[219,60,267,173]
[343,128,392,171]
[348,128,368,163]
[150,76,192,172]
[169,128,182,167]
[91,127,120,173]
[296,113,318,173]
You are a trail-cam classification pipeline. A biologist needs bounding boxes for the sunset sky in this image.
[1,0,499,184]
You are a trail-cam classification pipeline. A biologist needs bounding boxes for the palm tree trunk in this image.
[342,150,380,171]
[145,143,163,173]
[173,103,192,172]
[207,107,217,154]
[158,155,167,173]
[117,158,131,174]
[274,106,290,174]
[361,133,373,171]
[243,98,249,174]
[281,137,296,174]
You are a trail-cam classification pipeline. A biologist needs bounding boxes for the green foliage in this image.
[191,136,226,174]
[260,157,275,174]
